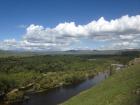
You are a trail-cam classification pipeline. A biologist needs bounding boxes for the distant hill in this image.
[0,50,38,57]
[0,49,140,57]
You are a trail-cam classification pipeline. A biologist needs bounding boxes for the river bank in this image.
[0,64,122,105]
[0,70,97,105]
[11,71,110,105]
[63,63,140,105]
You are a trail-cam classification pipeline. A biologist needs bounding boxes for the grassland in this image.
[63,64,140,105]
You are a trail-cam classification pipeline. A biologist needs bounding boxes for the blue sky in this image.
[0,0,140,51]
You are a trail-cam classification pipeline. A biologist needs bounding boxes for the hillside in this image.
[63,63,140,105]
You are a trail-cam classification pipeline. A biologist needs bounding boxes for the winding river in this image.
[13,71,109,105]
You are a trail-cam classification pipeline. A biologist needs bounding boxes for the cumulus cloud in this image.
[1,15,140,51]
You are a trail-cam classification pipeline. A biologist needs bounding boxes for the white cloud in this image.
[1,15,140,51]
[0,39,17,50]
[119,35,134,40]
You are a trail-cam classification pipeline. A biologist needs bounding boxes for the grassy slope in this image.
[63,64,140,105]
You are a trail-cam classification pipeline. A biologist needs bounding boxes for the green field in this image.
[63,64,140,105]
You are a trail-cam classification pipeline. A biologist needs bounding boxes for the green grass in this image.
[63,64,140,105]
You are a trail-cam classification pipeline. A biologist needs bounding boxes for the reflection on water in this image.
[13,71,109,105]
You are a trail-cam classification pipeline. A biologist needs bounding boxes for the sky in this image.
[0,0,140,51]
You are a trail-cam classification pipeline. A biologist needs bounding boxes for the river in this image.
[13,71,109,105]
